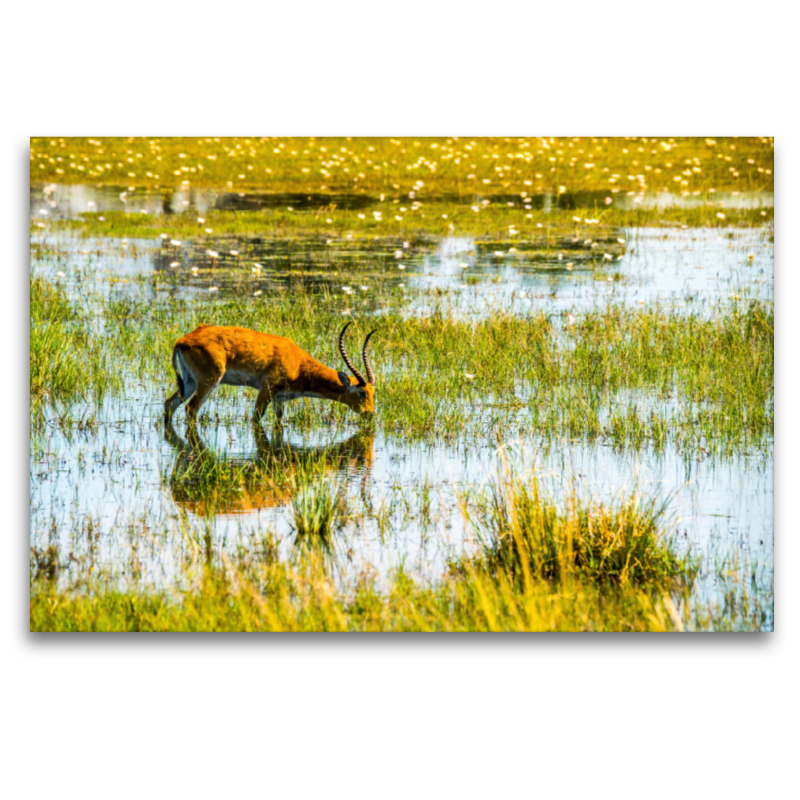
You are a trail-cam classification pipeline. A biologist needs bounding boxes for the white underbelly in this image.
[221,369,263,390]
[274,391,325,402]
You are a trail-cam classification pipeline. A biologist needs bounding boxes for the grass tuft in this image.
[469,456,691,586]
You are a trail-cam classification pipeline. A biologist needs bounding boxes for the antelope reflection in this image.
[164,419,374,516]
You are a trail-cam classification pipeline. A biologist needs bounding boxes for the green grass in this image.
[290,458,346,555]
[30,275,122,413]
[34,203,774,244]
[29,526,767,633]
[464,457,691,586]
[29,271,773,454]
[31,136,774,196]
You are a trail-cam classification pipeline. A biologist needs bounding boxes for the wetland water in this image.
[29,185,774,622]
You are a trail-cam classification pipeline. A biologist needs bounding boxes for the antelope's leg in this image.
[164,390,183,420]
[186,377,221,424]
[254,383,279,422]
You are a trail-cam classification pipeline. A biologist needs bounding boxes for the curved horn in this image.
[362,329,378,386]
[338,322,367,386]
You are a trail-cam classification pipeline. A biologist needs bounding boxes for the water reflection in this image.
[164,418,374,516]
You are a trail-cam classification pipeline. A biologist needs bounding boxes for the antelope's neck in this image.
[294,358,348,400]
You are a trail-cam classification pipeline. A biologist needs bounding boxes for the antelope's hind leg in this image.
[186,377,221,425]
[164,390,183,420]
[166,347,200,421]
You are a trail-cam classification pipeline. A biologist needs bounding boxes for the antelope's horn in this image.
[362,329,378,386]
[338,322,367,386]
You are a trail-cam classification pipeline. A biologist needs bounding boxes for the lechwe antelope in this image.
[164,322,377,423]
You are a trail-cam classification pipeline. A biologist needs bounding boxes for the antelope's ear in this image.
[337,371,351,387]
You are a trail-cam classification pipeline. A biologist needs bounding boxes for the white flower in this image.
[209,287,218,292]
[254,290,263,297]
[464,373,476,380]
[198,217,205,223]
[170,261,180,268]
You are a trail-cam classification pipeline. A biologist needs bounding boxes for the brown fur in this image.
[164,325,376,422]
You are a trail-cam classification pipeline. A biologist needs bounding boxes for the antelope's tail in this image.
[172,348,186,401]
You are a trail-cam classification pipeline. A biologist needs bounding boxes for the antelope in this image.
[164,322,377,423]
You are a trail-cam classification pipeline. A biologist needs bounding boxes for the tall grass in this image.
[29,549,768,632]
[467,456,690,586]
[290,458,346,559]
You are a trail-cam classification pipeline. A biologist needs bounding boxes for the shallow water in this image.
[30,381,773,609]
[32,222,772,318]
[29,185,774,624]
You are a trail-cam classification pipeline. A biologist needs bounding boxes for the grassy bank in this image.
[31,136,773,196]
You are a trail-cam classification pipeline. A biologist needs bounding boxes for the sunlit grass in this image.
[464,456,692,586]
[30,136,774,197]
[36,202,774,243]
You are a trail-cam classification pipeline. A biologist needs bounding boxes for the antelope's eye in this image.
[358,390,367,399]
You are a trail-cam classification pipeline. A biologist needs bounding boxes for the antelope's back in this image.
[175,325,307,376]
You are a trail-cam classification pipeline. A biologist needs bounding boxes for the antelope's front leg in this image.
[254,383,281,423]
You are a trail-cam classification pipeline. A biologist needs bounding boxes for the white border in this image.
[4,2,797,798]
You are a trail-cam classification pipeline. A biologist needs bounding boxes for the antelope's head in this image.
[336,322,377,416]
